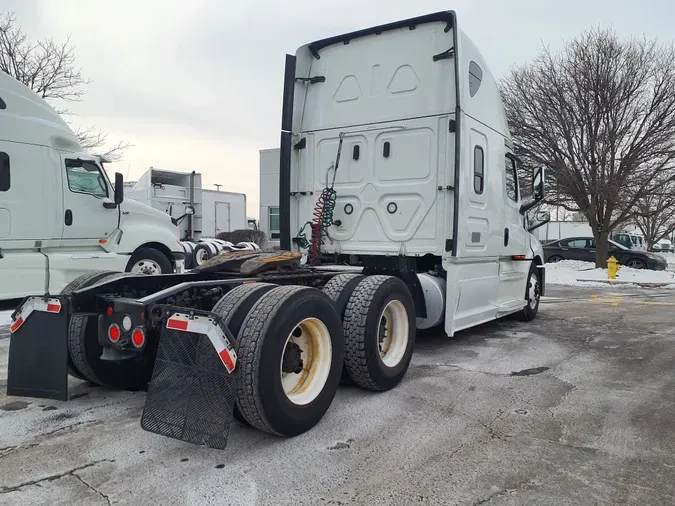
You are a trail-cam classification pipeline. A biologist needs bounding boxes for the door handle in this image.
[504,228,509,247]
[65,209,73,226]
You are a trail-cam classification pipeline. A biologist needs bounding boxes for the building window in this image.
[269,207,280,240]
[0,152,9,191]
[505,156,518,202]
[473,146,484,194]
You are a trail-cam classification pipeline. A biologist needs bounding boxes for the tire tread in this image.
[68,272,131,386]
[343,275,393,391]
[236,285,308,435]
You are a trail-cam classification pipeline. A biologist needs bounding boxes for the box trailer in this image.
[7,11,549,449]
[201,189,247,237]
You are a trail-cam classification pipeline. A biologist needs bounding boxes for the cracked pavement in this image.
[1,285,675,505]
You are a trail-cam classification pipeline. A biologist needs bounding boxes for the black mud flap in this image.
[7,297,70,401]
[141,314,237,449]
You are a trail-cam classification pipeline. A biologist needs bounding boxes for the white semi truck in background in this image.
[7,11,550,449]
[0,72,185,301]
[124,168,259,266]
[124,168,250,240]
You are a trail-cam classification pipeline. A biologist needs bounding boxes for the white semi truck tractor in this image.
[6,11,549,449]
[0,72,186,301]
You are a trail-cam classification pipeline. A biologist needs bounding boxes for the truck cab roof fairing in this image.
[307,11,456,59]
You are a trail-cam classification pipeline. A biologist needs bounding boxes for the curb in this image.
[577,279,675,288]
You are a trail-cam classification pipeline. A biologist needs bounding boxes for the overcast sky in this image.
[4,0,674,217]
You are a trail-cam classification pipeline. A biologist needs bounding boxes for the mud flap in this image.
[141,312,237,449]
[6,297,70,401]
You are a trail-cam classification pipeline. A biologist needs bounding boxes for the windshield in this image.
[609,240,629,251]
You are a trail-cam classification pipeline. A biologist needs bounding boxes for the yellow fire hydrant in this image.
[607,256,620,279]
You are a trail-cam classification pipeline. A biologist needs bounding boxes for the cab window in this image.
[505,155,518,202]
[65,160,108,198]
[0,152,9,191]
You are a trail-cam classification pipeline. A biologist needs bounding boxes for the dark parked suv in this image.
[544,237,667,270]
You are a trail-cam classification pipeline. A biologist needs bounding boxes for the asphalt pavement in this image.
[1,285,674,505]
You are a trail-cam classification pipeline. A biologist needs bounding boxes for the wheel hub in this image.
[378,316,389,354]
[282,341,304,374]
[377,300,409,368]
[280,318,332,406]
[529,277,540,308]
[131,260,161,275]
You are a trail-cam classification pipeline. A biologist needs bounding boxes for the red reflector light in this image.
[167,318,189,331]
[132,328,145,348]
[10,316,24,334]
[107,307,114,316]
[108,324,120,343]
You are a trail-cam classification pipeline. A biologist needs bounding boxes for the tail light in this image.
[132,328,145,348]
[108,324,121,343]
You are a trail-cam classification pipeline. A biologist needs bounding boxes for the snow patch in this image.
[545,260,675,287]
[0,310,14,327]
[658,252,675,265]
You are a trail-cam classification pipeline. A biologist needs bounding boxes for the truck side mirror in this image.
[527,210,551,232]
[184,205,195,216]
[520,166,546,214]
[114,172,124,205]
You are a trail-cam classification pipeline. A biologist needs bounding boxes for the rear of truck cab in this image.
[282,11,545,336]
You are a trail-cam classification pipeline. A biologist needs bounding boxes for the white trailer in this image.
[536,221,593,242]
[125,169,248,240]
[0,73,185,301]
[201,189,247,237]
[8,11,550,447]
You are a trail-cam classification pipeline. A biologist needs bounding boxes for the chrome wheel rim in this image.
[130,259,162,275]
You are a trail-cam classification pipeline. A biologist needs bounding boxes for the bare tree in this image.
[0,11,129,161]
[501,29,675,266]
[73,125,130,162]
[632,176,675,250]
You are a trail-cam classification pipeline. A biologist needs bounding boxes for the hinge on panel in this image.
[445,239,453,252]
[433,47,455,62]
[449,119,456,132]
[295,76,326,84]
[294,137,306,150]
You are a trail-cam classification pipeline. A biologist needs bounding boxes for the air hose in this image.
[306,133,344,265]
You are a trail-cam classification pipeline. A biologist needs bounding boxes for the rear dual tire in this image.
[342,276,416,391]
[60,271,120,381]
[67,272,155,390]
[229,286,344,436]
[322,274,365,384]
